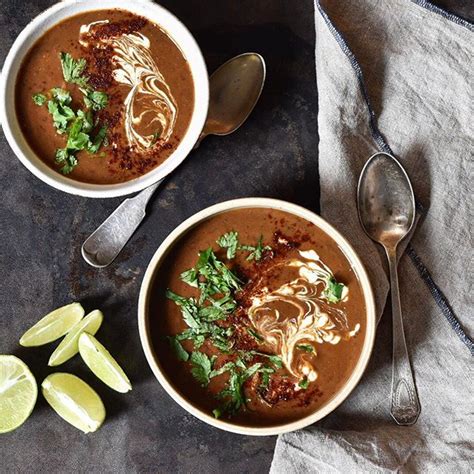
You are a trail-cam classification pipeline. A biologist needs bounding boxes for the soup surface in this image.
[149,208,367,426]
[16,9,194,184]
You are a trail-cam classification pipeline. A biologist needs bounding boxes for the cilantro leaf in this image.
[298,378,309,390]
[190,351,216,386]
[217,231,239,259]
[77,109,94,133]
[323,277,347,303]
[55,148,78,175]
[66,116,90,150]
[32,93,47,106]
[245,350,283,369]
[180,268,198,287]
[60,52,88,87]
[166,290,200,329]
[87,125,108,154]
[47,100,75,134]
[296,344,314,353]
[50,88,72,105]
[215,362,269,416]
[82,89,109,111]
[242,235,271,261]
[209,361,235,379]
[168,336,189,362]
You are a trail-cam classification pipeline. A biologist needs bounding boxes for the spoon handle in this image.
[386,247,421,425]
[81,181,162,268]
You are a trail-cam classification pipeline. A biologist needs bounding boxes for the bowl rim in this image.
[138,197,376,436]
[0,0,209,198]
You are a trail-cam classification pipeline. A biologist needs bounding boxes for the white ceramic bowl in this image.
[138,198,376,436]
[0,0,209,198]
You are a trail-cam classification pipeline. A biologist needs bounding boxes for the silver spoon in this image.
[357,151,421,425]
[82,53,266,268]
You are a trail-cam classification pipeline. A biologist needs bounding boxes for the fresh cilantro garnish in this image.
[33,52,110,175]
[166,290,200,329]
[60,52,88,87]
[216,232,272,261]
[32,93,47,106]
[180,268,198,287]
[296,344,314,353]
[167,239,284,419]
[53,113,108,174]
[245,351,283,369]
[50,87,72,105]
[167,289,234,351]
[199,295,236,322]
[81,89,109,111]
[55,148,77,175]
[182,248,241,304]
[216,363,261,415]
[77,109,94,133]
[190,351,217,386]
[47,99,75,134]
[209,361,235,378]
[217,231,239,259]
[241,235,272,261]
[322,277,347,303]
[298,378,309,390]
[167,336,189,362]
[87,126,108,153]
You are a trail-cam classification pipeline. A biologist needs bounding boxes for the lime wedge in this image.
[20,303,85,347]
[41,373,105,433]
[48,310,104,367]
[78,333,132,393]
[0,355,37,433]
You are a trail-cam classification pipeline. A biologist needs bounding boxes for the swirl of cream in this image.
[247,250,359,383]
[79,21,177,149]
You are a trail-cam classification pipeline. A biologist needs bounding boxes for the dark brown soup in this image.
[15,9,194,184]
[149,208,367,426]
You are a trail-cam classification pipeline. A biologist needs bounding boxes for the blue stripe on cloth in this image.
[411,0,474,31]
[315,0,473,354]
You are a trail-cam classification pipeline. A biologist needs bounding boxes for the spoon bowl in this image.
[358,153,415,247]
[203,53,266,137]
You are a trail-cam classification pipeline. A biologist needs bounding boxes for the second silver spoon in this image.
[357,151,421,425]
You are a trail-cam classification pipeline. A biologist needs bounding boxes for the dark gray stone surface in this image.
[0,1,471,473]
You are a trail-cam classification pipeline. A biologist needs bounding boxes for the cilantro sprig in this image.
[60,52,88,87]
[322,276,347,303]
[166,239,280,419]
[31,52,109,174]
[217,232,271,262]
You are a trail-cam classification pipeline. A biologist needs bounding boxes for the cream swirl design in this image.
[79,21,178,149]
[248,250,360,383]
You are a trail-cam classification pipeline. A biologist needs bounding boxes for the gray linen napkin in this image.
[271,0,473,472]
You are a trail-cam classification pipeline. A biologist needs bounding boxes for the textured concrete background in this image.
[0,1,471,473]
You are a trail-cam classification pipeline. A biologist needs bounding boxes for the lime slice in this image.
[78,333,132,393]
[0,355,37,433]
[20,303,85,347]
[48,310,104,367]
[41,373,105,433]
